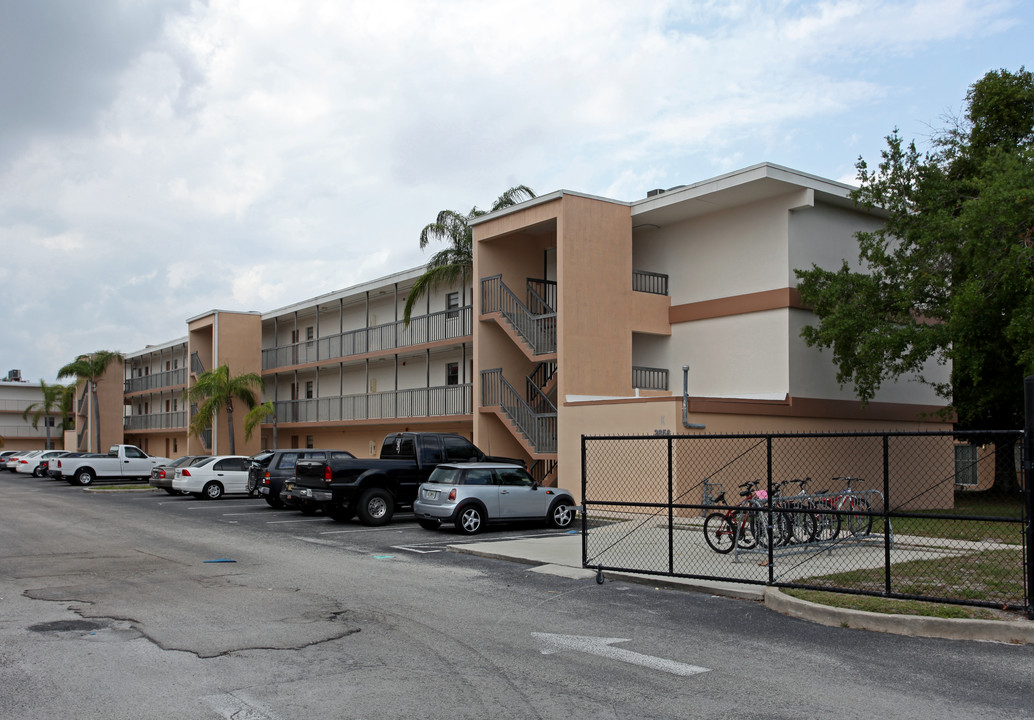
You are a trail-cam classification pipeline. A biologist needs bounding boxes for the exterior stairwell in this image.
[480,275,557,360]
[479,276,560,464]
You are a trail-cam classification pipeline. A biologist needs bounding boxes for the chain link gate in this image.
[581,429,1030,614]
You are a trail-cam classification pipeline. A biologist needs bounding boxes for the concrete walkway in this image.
[450,532,1034,645]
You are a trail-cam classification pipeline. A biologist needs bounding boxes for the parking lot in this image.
[90,479,580,560]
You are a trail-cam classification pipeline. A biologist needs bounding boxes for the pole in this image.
[1023,376,1034,619]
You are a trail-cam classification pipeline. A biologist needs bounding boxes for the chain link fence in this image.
[581,430,1030,612]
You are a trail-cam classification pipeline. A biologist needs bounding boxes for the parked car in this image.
[46,452,107,480]
[57,444,170,486]
[3,451,30,471]
[292,432,523,525]
[150,455,209,495]
[0,450,20,468]
[172,455,252,499]
[17,450,68,477]
[413,463,577,535]
[8,450,41,473]
[251,449,355,509]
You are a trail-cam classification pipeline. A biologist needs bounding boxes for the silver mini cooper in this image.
[413,462,577,535]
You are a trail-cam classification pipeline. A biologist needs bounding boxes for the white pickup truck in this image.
[57,444,171,486]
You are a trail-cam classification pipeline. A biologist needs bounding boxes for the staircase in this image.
[480,276,560,465]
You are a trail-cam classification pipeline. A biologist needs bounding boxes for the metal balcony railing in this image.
[633,270,669,295]
[273,384,472,424]
[481,368,557,454]
[480,276,557,355]
[526,278,557,314]
[632,366,669,391]
[124,411,188,431]
[124,367,188,394]
[190,352,206,375]
[262,306,473,370]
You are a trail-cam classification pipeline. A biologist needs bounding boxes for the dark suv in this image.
[251,449,354,509]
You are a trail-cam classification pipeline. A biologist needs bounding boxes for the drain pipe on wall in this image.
[682,365,706,430]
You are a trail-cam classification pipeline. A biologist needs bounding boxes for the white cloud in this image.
[0,0,1028,380]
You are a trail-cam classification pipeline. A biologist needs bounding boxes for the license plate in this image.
[423,489,439,499]
[300,488,312,497]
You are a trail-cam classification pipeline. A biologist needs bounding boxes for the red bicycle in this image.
[703,480,767,553]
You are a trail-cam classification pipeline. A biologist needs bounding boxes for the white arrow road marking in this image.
[532,633,710,677]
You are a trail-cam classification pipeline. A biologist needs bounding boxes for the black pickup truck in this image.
[292,432,523,525]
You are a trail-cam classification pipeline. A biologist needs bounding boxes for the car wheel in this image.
[325,504,354,522]
[32,467,43,478]
[418,518,441,531]
[74,469,94,486]
[456,505,484,535]
[163,488,181,496]
[202,481,223,500]
[548,500,575,529]
[357,488,393,526]
[264,496,284,509]
[299,504,320,516]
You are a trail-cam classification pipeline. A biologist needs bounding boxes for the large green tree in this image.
[796,68,1034,489]
[402,185,536,326]
[187,364,264,455]
[21,380,66,450]
[57,350,125,453]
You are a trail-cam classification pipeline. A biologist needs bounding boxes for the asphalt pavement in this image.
[450,532,1034,645]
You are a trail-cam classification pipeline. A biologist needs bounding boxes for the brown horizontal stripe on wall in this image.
[670,288,807,324]
[563,393,951,423]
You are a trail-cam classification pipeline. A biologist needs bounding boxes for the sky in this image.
[0,0,1030,384]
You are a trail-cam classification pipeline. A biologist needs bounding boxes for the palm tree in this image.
[21,380,66,450]
[57,350,125,453]
[402,185,536,326]
[244,400,277,449]
[187,365,264,455]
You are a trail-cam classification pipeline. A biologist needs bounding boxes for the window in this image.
[446,363,459,386]
[464,469,494,486]
[446,292,460,319]
[124,447,146,459]
[496,468,534,487]
[306,435,314,449]
[305,381,314,399]
[954,445,978,487]
[420,441,444,465]
[306,326,314,343]
[276,452,302,470]
[443,435,478,461]
[381,435,416,458]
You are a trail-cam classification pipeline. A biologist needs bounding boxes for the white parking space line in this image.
[318,526,409,535]
[392,545,444,554]
[265,518,331,524]
[184,503,263,510]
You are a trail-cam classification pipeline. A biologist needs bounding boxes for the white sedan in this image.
[16,450,68,477]
[172,455,252,499]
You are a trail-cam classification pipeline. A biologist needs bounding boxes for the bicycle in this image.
[702,480,765,553]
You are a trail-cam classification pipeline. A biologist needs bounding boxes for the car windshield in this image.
[426,467,462,485]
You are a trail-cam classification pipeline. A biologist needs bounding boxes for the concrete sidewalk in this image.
[450,532,1034,645]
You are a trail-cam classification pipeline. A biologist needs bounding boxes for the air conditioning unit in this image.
[6,369,21,381]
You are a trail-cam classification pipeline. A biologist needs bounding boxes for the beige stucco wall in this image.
[560,396,954,507]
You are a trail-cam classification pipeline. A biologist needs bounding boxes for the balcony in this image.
[262,306,473,371]
[124,411,188,431]
[273,384,472,423]
[633,366,669,391]
[124,367,188,394]
[633,270,669,295]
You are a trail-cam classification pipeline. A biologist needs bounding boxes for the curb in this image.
[764,588,1034,644]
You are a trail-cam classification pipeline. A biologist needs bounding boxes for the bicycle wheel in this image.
[847,496,873,537]
[790,503,817,544]
[812,503,840,542]
[750,507,771,548]
[703,513,735,553]
[732,509,757,549]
